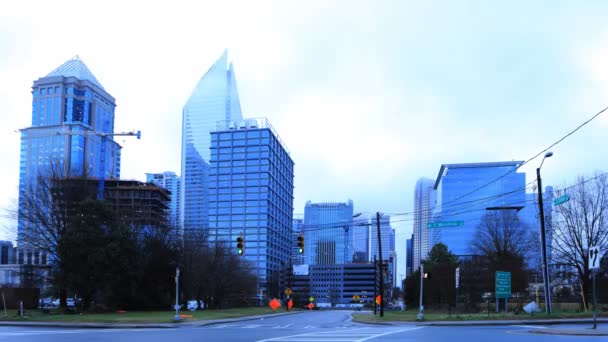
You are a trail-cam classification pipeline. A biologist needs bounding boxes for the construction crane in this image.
[57,127,141,199]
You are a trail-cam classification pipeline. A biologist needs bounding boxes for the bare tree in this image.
[552,173,608,307]
[471,210,536,264]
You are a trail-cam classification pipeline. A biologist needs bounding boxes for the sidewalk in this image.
[418,317,608,326]
[527,327,608,336]
[0,311,303,329]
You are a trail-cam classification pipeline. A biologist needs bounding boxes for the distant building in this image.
[406,235,413,277]
[146,171,181,229]
[303,200,354,265]
[431,161,527,257]
[181,50,242,234]
[413,178,435,270]
[369,214,391,263]
[290,263,378,305]
[18,56,121,247]
[208,118,294,297]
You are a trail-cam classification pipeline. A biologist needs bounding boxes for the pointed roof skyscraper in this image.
[46,55,105,90]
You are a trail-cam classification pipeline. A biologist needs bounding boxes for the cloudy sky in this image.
[1,0,608,279]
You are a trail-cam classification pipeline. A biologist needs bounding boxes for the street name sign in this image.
[495,271,511,299]
[427,221,464,229]
[553,195,570,206]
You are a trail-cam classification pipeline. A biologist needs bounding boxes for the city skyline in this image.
[2,1,608,282]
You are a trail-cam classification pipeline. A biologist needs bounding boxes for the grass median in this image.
[352,309,607,323]
[0,307,296,324]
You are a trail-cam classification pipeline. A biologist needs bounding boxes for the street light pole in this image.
[536,151,553,315]
[174,267,181,321]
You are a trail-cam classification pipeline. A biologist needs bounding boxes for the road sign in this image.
[495,271,511,299]
[554,194,570,206]
[285,288,292,296]
[309,296,315,302]
[455,267,460,289]
[353,294,360,302]
[375,295,382,305]
[427,221,464,229]
[589,246,603,270]
[269,298,281,310]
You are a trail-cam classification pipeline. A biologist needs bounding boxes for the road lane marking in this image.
[255,327,367,341]
[511,325,547,329]
[354,327,424,342]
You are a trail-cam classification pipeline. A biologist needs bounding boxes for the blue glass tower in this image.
[181,51,242,232]
[18,56,120,244]
[209,118,294,296]
[303,200,354,265]
[431,161,527,256]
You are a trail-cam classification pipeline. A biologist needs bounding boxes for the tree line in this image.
[13,169,257,311]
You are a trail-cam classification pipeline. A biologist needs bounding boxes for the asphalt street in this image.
[0,311,604,341]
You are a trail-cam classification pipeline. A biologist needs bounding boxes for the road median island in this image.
[352,310,608,325]
[0,307,304,327]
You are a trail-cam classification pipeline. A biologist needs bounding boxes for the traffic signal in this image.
[297,234,304,254]
[236,234,244,255]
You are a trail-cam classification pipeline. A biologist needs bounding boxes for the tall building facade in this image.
[146,172,181,228]
[208,118,294,296]
[181,51,242,233]
[369,213,391,263]
[303,200,354,265]
[406,235,413,277]
[431,161,527,256]
[413,178,435,270]
[18,56,120,245]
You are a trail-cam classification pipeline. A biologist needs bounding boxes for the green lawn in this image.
[0,307,293,324]
[352,309,607,323]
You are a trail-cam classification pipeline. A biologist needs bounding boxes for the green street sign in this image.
[495,271,511,299]
[427,221,464,229]
[553,195,570,206]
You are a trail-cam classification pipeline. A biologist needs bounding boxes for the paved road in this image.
[0,311,604,341]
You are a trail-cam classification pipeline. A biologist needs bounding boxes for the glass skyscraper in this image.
[413,178,435,270]
[146,171,181,229]
[303,200,354,265]
[208,118,294,296]
[181,51,242,233]
[18,56,120,244]
[431,161,527,256]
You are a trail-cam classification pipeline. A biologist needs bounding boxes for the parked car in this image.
[38,297,56,308]
[187,300,199,311]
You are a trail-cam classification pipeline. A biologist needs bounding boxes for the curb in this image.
[419,318,608,327]
[0,311,304,329]
[526,329,608,337]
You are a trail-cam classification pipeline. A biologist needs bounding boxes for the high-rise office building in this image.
[369,213,392,263]
[18,56,120,245]
[181,51,242,233]
[413,178,435,270]
[431,161,527,256]
[208,118,294,296]
[406,235,413,277]
[146,172,181,229]
[303,200,354,265]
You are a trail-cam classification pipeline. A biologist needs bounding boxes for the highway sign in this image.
[589,246,603,270]
[495,271,511,299]
[554,194,570,206]
[285,288,292,296]
[427,221,464,229]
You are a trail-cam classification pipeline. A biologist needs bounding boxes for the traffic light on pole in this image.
[236,234,244,255]
[297,234,304,254]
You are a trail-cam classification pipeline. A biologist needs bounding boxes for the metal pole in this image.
[417,263,424,320]
[373,256,377,315]
[536,167,552,314]
[456,284,459,319]
[592,270,597,329]
[376,212,384,317]
[174,267,181,321]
